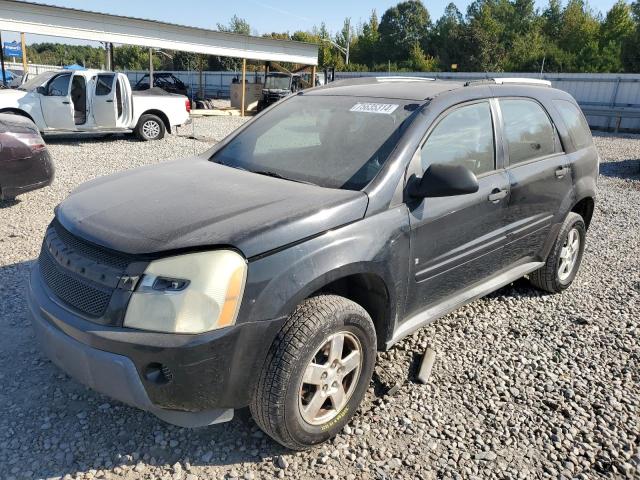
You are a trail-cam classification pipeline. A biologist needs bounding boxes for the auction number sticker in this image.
[350,103,399,114]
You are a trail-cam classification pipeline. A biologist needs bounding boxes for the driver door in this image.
[92,73,118,128]
[39,72,75,130]
[404,100,510,319]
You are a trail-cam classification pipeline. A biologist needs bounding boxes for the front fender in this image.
[237,206,411,345]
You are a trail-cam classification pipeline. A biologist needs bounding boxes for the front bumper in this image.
[28,263,285,427]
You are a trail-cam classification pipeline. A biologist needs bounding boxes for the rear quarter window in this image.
[553,100,593,150]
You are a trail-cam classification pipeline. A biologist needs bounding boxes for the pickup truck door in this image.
[92,73,118,128]
[115,73,133,128]
[39,72,75,130]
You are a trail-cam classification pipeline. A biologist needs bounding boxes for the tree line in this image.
[15,0,640,73]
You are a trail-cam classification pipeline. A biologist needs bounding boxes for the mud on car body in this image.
[28,77,598,449]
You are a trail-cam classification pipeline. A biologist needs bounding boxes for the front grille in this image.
[39,246,112,317]
[38,220,132,318]
[52,220,131,269]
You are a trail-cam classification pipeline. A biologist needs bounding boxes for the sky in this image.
[1,0,623,46]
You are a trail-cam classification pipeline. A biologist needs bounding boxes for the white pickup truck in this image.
[0,69,191,140]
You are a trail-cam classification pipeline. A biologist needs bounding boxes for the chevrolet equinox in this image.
[29,77,598,450]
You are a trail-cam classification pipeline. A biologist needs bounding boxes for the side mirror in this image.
[410,163,479,198]
[36,86,47,95]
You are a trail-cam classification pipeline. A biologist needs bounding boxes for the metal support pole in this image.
[21,32,28,78]
[109,42,114,71]
[149,48,153,88]
[606,77,621,132]
[241,58,246,117]
[0,31,6,87]
[311,65,316,87]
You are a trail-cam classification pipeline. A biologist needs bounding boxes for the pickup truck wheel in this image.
[529,212,586,293]
[135,114,165,141]
[250,295,376,450]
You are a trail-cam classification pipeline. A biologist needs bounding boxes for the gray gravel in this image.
[0,124,638,480]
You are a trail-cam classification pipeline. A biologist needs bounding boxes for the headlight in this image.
[124,250,247,334]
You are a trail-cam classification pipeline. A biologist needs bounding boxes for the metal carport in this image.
[0,0,318,113]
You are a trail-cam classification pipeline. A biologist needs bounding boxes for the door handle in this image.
[105,99,113,103]
[62,101,70,104]
[555,166,569,179]
[488,188,508,203]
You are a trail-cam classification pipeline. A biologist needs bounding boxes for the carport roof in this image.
[0,0,319,65]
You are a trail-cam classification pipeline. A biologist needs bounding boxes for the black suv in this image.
[28,77,598,449]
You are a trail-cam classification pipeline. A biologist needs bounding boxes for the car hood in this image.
[0,88,28,106]
[56,158,369,258]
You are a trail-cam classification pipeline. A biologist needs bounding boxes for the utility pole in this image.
[21,33,28,78]
[0,31,6,87]
[345,18,350,66]
[149,48,154,88]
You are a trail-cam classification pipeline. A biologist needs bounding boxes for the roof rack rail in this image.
[375,76,436,82]
[493,77,551,86]
[464,77,552,87]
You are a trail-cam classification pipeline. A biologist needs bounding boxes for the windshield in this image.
[18,71,60,91]
[211,95,421,190]
[264,75,291,90]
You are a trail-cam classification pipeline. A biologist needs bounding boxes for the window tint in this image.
[46,73,71,96]
[500,99,556,165]
[95,74,114,96]
[421,102,495,176]
[554,100,592,150]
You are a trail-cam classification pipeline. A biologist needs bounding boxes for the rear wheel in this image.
[250,295,376,450]
[135,114,165,141]
[529,212,586,293]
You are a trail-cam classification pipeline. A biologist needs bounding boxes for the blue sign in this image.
[3,42,22,58]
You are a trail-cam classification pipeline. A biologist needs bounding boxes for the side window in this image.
[95,74,114,96]
[500,99,556,165]
[46,73,71,96]
[421,101,495,176]
[554,100,592,150]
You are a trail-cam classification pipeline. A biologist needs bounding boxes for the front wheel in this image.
[529,212,586,293]
[250,295,376,450]
[135,114,165,141]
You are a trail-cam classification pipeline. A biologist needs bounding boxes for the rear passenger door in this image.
[498,98,573,266]
[405,100,510,318]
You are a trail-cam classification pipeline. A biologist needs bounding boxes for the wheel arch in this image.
[138,109,171,133]
[310,270,393,350]
[571,196,595,230]
[0,108,36,125]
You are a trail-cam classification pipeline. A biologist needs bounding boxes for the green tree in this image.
[407,42,439,70]
[351,10,380,68]
[114,45,162,70]
[622,0,640,71]
[379,1,432,62]
[428,3,466,70]
[599,0,635,71]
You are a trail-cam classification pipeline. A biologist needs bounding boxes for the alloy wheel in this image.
[558,227,580,281]
[298,331,362,426]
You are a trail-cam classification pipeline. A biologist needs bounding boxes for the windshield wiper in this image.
[252,170,317,186]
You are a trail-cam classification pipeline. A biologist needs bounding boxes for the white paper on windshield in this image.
[350,103,399,114]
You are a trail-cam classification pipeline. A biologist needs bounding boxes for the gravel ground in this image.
[0,123,638,480]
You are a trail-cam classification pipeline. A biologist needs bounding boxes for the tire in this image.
[529,212,586,293]
[250,295,376,450]
[135,114,165,141]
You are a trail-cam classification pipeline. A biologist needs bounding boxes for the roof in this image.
[308,77,465,101]
[0,0,318,65]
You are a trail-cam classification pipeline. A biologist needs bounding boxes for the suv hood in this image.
[56,158,368,258]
